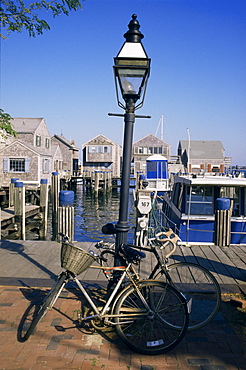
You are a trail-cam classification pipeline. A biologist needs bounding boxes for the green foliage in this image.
[0,109,17,137]
[0,0,84,38]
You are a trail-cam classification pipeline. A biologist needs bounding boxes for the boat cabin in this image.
[162,174,246,245]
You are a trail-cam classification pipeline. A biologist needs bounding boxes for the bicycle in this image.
[19,235,189,355]
[98,224,221,331]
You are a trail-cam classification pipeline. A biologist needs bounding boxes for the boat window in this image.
[186,185,213,215]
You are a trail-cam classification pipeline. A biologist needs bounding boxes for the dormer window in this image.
[36,135,41,147]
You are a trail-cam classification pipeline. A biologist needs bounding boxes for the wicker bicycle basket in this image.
[60,242,95,275]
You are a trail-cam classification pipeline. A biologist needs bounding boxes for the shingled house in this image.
[51,135,80,176]
[0,118,80,186]
[178,140,231,173]
[0,118,53,185]
[132,134,171,176]
[82,134,121,177]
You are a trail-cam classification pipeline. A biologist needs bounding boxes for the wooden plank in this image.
[14,241,60,279]
[0,240,245,292]
[187,245,222,284]
[200,245,237,286]
[232,245,246,261]
[218,247,246,284]
[178,245,199,264]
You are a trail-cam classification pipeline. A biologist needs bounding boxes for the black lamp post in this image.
[113,14,151,266]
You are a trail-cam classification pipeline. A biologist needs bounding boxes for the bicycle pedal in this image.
[77,311,83,322]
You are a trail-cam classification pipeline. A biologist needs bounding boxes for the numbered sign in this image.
[137,196,151,215]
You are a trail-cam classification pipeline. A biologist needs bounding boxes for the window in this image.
[139,147,143,154]
[3,158,30,173]
[88,146,97,153]
[45,138,50,148]
[42,158,50,173]
[158,147,162,154]
[36,135,41,147]
[186,185,213,215]
[99,146,111,153]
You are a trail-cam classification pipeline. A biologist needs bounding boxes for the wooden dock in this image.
[0,205,40,227]
[0,239,245,294]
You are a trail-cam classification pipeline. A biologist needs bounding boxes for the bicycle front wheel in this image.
[155,262,221,331]
[19,272,67,341]
[114,280,189,355]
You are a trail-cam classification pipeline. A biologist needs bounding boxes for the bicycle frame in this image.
[71,263,151,325]
[126,243,173,283]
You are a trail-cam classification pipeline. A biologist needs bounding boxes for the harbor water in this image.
[65,185,136,243]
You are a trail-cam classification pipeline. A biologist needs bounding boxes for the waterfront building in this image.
[178,140,232,174]
[82,134,122,178]
[132,134,171,177]
[0,118,52,185]
[51,135,79,176]
[0,117,79,186]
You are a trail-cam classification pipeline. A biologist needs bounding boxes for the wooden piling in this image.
[58,206,74,242]
[51,172,60,238]
[39,179,49,239]
[14,181,25,240]
[94,171,99,192]
[9,178,19,207]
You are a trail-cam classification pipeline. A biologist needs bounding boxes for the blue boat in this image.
[162,173,246,246]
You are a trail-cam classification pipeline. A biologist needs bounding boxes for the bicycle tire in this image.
[113,280,189,355]
[154,262,221,331]
[19,272,68,341]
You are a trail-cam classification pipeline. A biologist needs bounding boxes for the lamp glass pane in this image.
[118,68,146,95]
[119,77,142,95]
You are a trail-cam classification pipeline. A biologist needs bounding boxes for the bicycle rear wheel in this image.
[155,262,221,331]
[19,272,68,341]
[114,280,189,355]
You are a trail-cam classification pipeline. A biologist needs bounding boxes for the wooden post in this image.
[58,206,74,242]
[39,179,49,239]
[94,171,99,192]
[51,172,60,239]
[14,181,25,240]
[9,178,19,207]
[103,172,107,191]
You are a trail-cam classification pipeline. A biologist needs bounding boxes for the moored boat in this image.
[162,172,246,246]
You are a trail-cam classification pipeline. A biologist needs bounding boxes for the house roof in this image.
[0,139,52,157]
[133,134,170,147]
[179,140,224,160]
[12,118,45,133]
[83,134,119,147]
[52,135,79,151]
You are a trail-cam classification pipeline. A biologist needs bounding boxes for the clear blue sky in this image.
[1,0,245,165]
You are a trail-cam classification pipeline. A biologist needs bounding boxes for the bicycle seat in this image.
[120,244,146,265]
[102,223,117,235]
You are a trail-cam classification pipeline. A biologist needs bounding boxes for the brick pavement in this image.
[0,285,245,370]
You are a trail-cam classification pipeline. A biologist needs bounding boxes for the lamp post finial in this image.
[124,14,144,43]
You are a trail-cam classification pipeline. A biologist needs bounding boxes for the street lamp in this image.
[112,14,151,266]
[114,14,151,110]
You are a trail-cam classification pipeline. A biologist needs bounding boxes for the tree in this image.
[0,109,17,137]
[0,0,84,39]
